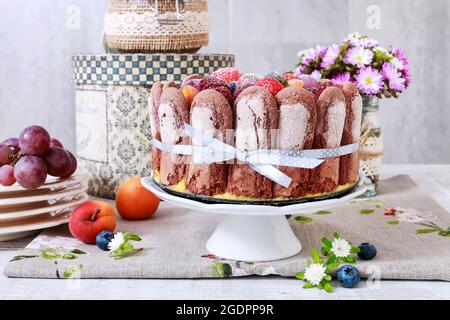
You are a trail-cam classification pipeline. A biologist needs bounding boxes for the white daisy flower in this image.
[304,263,327,286]
[108,232,125,251]
[331,238,352,258]
[390,57,404,70]
[344,47,374,67]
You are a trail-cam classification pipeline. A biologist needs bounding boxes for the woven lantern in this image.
[104,0,209,53]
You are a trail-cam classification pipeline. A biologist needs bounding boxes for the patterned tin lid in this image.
[72,53,235,85]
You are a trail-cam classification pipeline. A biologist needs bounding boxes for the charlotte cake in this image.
[150,68,362,202]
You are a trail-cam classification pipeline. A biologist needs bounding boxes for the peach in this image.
[69,201,116,244]
[181,85,199,105]
[116,176,160,220]
[288,79,305,88]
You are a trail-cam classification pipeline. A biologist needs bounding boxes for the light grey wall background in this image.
[0,0,449,164]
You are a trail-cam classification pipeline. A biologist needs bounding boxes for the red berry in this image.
[210,67,241,83]
[212,86,233,105]
[312,80,335,98]
[283,72,299,81]
[199,76,230,91]
[255,78,285,96]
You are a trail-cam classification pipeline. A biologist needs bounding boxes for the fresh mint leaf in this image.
[323,282,333,293]
[311,248,321,263]
[295,272,305,280]
[303,283,313,289]
[124,233,142,242]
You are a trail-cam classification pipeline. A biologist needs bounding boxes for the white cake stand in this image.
[141,177,366,262]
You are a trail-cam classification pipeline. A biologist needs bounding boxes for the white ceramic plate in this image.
[0,172,88,193]
[141,176,367,216]
[0,193,88,222]
[0,211,71,242]
[0,184,88,207]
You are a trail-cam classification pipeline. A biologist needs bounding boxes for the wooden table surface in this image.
[1,164,450,300]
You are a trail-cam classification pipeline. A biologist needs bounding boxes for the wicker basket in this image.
[104,0,209,53]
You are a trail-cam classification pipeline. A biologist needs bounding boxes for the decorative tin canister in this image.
[72,53,235,198]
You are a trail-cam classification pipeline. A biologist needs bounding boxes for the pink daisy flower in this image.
[331,72,352,85]
[299,45,327,65]
[382,62,406,92]
[355,66,383,95]
[402,65,412,86]
[344,47,373,67]
[321,44,341,68]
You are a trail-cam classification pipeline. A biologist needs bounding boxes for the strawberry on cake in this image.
[149,68,362,202]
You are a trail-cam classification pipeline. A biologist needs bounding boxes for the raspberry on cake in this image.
[227,86,279,199]
[210,67,241,83]
[158,87,190,186]
[309,86,346,195]
[273,86,317,198]
[339,82,363,186]
[185,89,233,196]
[256,77,285,96]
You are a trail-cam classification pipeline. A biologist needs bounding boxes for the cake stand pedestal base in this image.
[206,215,301,262]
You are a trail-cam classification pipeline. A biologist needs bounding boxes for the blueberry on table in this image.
[358,242,377,260]
[96,230,115,251]
[337,265,361,288]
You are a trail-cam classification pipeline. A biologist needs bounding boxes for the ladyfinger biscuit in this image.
[149,82,163,173]
[158,87,190,186]
[308,86,346,194]
[227,86,279,199]
[273,87,317,198]
[339,82,362,185]
[185,89,233,195]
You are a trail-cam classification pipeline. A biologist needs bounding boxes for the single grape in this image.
[42,147,72,177]
[14,155,47,189]
[50,138,64,148]
[0,165,16,186]
[2,138,20,152]
[19,125,50,156]
[0,144,13,165]
[63,151,78,178]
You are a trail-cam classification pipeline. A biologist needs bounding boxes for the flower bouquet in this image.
[295,33,412,196]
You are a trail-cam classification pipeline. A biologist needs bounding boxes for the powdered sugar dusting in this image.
[326,101,346,147]
[235,97,269,151]
[279,103,310,149]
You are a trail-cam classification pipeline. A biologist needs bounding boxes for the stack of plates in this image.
[0,174,88,241]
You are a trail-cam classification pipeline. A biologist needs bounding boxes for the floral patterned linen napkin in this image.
[4,175,450,280]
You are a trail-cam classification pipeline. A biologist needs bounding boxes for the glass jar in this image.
[104,0,209,53]
[359,95,383,197]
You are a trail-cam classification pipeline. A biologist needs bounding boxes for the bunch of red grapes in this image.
[0,126,77,189]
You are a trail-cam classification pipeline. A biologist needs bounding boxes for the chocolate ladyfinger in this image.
[158,87,190,186]
[273,87,317,198]
[185,89,233,195]
[339,82,362,185]
[309,86,346,194]
[227,86,279,199]
[149,82,163,173]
